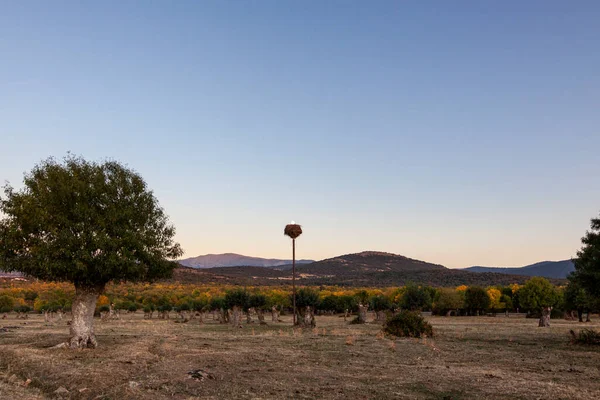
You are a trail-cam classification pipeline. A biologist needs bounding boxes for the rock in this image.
[54,386,69,395]
[129,381,140,389]
[187,369,215,381]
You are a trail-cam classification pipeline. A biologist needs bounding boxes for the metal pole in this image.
[292,238,296,325]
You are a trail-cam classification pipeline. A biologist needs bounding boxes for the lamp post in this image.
[284,221,302,325]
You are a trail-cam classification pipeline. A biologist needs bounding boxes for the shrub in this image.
[98,305,110,313]
[570,329,600,346]
[0,295,15,313]
[14,305,32,313]
[384,310,433,338]
[127,303,139,312]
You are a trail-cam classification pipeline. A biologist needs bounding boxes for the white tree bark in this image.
[538,306,552,327]
[69,285,103,349]
[357,304,368,324]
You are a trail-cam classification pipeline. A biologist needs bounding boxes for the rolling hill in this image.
[463,260,574,279]
[178,253,314,269]
[170,251,563,287]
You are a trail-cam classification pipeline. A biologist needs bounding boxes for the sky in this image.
[1,1,599,268]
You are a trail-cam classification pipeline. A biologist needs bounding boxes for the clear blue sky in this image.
[1,1,599,268]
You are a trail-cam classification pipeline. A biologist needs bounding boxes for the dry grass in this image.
[1,314,599,399]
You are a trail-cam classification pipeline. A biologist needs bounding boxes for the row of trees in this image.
[2,278,597,320]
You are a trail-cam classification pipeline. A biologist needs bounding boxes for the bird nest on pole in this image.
[284,224,302,239]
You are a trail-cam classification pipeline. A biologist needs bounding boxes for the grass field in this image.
[1,313,599,399]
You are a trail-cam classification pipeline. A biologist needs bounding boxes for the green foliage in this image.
[98,305,110,313]
[143,304,155,313]
[570,213,600,299]
[353,290,369,305]
[338,295,358,312]
[209,297,226,311]
[464,287,490,312]
[319,295,339,312]
[225,288,250,310]
[127,303,138,312]
[294,287,320,309]
[14,304,32,313]
[384,310,433,338]
[570,329,600,346]
[400,284,432,311]
[369,295,392,312]
[433,288,464,315]
[191,298,208,312]
[500,294,513,310]
[0,155,183,288]
[518,277,559,311]
[0,294,14,313]
[248,293,268,310]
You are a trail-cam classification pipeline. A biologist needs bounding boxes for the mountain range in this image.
[178,253,314,269]
[463,260,574,279]
[171,251,567,287]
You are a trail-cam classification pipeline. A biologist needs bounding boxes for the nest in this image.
[284,224,303,239]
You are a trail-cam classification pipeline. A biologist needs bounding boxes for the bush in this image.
[14,305,32,313]
[98,305,110,313]
[384,311,433,338]
[0,295,15,313]
[570,329,600,346]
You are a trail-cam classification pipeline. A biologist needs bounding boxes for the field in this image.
[1,313,599,399]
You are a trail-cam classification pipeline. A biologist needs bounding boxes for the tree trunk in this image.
[257,309,266,325]
[231,306,242,328]
[69,285,104,349]
[271,306,280,322]
[375,310,387,323]
[578,309,583,323]
[538,306,552,327]
[357,304,368,324]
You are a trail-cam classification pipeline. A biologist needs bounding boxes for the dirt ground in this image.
[1,313,599,399]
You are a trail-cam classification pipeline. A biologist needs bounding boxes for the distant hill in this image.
[169,251,563,287]
[463,260,574,279]
[178,253,314,269]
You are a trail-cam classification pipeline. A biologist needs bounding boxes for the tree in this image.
[464,287,490,315]
[0,156,182,348]
[369,294,392,322]
[564,282,593,322]
[293,288,319,327]
[248,293,268,324]
[518,277,559,327]
[570,213,600,299]
[432,288,464,316]
[225,288,249,327]
[518,277,559,312]
[400,284,432,311]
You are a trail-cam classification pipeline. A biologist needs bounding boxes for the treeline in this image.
[0,277,598,319]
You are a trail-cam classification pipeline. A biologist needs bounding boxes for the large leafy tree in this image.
[517,277,559,312]
[464,286,490,315]
[0,156,182,348]
[570,213,600,299]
